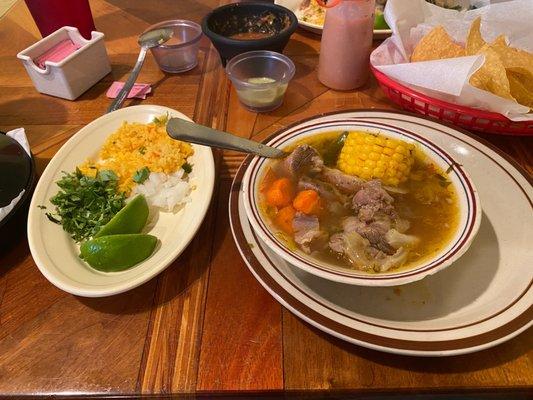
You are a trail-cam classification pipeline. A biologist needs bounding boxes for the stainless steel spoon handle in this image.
[107,47,148,113]
[166,118,287,158]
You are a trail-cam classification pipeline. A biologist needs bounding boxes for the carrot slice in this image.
[293,189,322,215]
[265,178,294,207]
[275,205,296,234]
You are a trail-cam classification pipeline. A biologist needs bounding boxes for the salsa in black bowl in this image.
[202,2,297,66]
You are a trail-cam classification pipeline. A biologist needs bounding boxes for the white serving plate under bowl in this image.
[231,110,532,356]
[242,115,481,287]
[27,105,215,297]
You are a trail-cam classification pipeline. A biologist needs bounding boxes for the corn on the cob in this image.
[337,131,415,186]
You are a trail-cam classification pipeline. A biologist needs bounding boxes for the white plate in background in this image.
[275,0,393,37]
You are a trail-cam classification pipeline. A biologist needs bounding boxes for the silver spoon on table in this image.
[107,28,174,113]
[166,118,287,158]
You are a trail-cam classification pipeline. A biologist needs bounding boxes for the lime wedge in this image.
[374,11,389,30]
[80,234,157,272]
[95,194,149,237]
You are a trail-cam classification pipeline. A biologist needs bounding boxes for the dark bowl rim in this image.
[201,2,298,47]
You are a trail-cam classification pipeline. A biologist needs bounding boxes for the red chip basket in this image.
[371,65,533,136]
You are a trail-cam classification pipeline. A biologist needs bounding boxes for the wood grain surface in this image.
[0,0,531,397]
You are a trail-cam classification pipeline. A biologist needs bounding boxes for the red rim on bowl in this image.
[371,65,533,136]
[241,116,482,287]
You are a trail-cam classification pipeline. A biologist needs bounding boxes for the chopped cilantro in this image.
[152,112,170,126]
[182,162,192,174]
[139,146,146,155]
[37,205,47,210]
[133,167,150,184]
[46,214,60,224]
[45,169,125,242]
[436,174,451,187]
[98,169,118,182]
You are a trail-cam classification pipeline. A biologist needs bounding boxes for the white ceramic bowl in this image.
[242,116,481,287]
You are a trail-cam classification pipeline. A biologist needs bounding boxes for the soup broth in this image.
[259,131,460,273]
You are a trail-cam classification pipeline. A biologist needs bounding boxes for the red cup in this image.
[25,0,96,40]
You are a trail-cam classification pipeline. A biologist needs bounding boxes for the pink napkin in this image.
[34,39,82,69]
[106,82,152,99]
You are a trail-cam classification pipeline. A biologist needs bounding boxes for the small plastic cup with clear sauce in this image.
[146,20,202,73]
[226,50,295,112]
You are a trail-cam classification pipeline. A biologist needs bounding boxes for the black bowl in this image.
[202,2,298,66]
[0,132,36,230]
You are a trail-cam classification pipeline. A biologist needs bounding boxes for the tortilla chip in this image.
[491,35,507,47]
[507,71,533,109]
[469,45,515,100]
[411,26,465,62]
[466,17,486,55]
[508,69,533,93]
[490,39,533,76]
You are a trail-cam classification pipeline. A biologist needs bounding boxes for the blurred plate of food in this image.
[27,105,215,297]
[275,0,391,37]
[276,0,490,38]
[230,109,533,356]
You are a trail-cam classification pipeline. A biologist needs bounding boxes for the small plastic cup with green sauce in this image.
[226,50,295,113]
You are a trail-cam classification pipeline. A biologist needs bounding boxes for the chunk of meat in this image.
[320,167,364,195]
[342,216,395,255]
[293,212,325,253]
[352,180,396,222]
[370,213,393,233]
[298,176,348,204]
[329,233,346,254]
[283,145,324,176]
[342,216,366,234]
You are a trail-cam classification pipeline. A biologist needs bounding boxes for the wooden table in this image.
[0,0,531,397]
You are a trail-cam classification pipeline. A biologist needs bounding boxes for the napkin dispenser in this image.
[17,26,111,100]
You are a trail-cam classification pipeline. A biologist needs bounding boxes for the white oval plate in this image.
[230,110,532,356]
[27,105,215,297]
[274,0,393,38]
